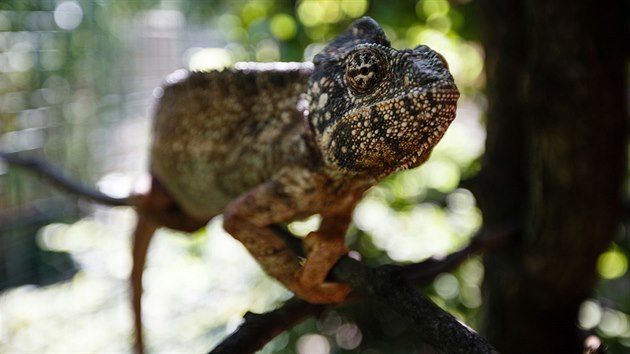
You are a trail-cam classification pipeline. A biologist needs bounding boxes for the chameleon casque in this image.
[128,16,458,353]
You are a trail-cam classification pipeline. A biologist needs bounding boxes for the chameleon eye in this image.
[344,48,385,94]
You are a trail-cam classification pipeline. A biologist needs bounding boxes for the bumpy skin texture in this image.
[151,63,315,219]
[133,16,458,353]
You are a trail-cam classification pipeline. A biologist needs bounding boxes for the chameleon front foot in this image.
[292,231,351,304]
[292,274,351,304]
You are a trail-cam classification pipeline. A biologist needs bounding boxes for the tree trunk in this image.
[475,0,627,352]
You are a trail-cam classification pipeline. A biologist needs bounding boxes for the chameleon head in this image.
[308,17,460,178]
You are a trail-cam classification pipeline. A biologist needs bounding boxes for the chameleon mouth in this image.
[376,84,459,175]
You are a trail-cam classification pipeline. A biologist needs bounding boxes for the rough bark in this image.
[475,0,627,352]
[210,254,500,354]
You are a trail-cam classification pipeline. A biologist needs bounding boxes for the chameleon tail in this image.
[131,215,157,354]
[0,152,129,206]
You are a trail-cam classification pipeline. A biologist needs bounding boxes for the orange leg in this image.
[300,215,352,301]
[223,181,352,304]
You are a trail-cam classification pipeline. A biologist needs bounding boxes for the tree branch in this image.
[0,152,130,206]
[209,226,512,354]
[332,258,499,354]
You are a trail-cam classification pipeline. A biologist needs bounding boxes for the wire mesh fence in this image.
[0,0,198,289]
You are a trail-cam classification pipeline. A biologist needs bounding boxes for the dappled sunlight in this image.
[579,300,630,344]
[288,214,322,238]
[53,1,83,30]
[597,244,628,280]
[296,333,331,354]
[186,47,233,72]
[438,97,487,164]
[0,207,290,353]
[433,273,459,300]
[269,14,298,41]
[1,274,130,353]
[297,0,368,28]
[354,197,472,262]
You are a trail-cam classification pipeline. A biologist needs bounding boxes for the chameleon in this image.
[0,16,457,353]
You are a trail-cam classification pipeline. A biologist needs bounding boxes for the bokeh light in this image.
[598,245,628,280]
[187,48,233,71]
[340,0,369,18]
[297,334,331,354]
[270,14,297,41]
[54,1,83,30]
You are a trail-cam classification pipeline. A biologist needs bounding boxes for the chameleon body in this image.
[132,17,458,353]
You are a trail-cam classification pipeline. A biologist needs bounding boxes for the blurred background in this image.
[0,0,627,353]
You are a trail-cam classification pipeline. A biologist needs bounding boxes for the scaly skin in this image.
[131,16,459,353]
